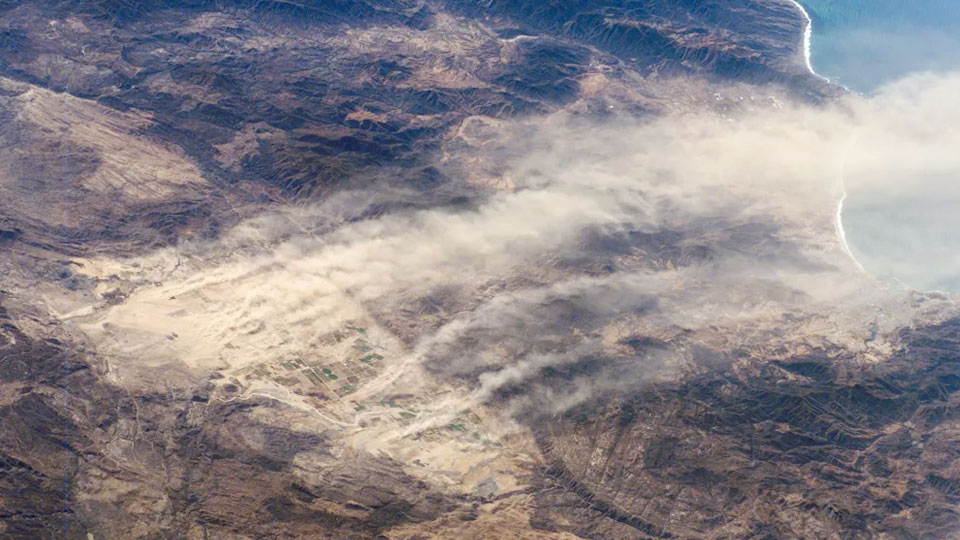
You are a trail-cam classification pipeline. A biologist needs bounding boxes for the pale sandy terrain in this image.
[2,76,206,202]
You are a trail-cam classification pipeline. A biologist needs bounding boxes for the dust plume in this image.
[68,72,960,418]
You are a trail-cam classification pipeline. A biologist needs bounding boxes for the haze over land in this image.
[70,72,960,412]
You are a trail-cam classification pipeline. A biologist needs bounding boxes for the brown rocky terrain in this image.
[0,1,958,539]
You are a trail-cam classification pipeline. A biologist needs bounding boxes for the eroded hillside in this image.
[1,1,958,539]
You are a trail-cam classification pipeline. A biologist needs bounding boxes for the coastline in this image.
[787,0,832,83]
[786,0,865,272]
[836,188,866,272]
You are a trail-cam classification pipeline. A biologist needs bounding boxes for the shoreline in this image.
[835,188,866,272]
[786,0,832,83]
[787,0,865,272]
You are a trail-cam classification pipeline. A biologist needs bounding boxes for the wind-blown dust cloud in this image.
[67,73,960,418]
[841,73,960,292]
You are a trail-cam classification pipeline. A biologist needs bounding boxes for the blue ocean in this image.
[802,0,960,93]
[802,1,960,292]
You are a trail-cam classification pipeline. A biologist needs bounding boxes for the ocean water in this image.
[802,1,960,292]
[802,0,960,93]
